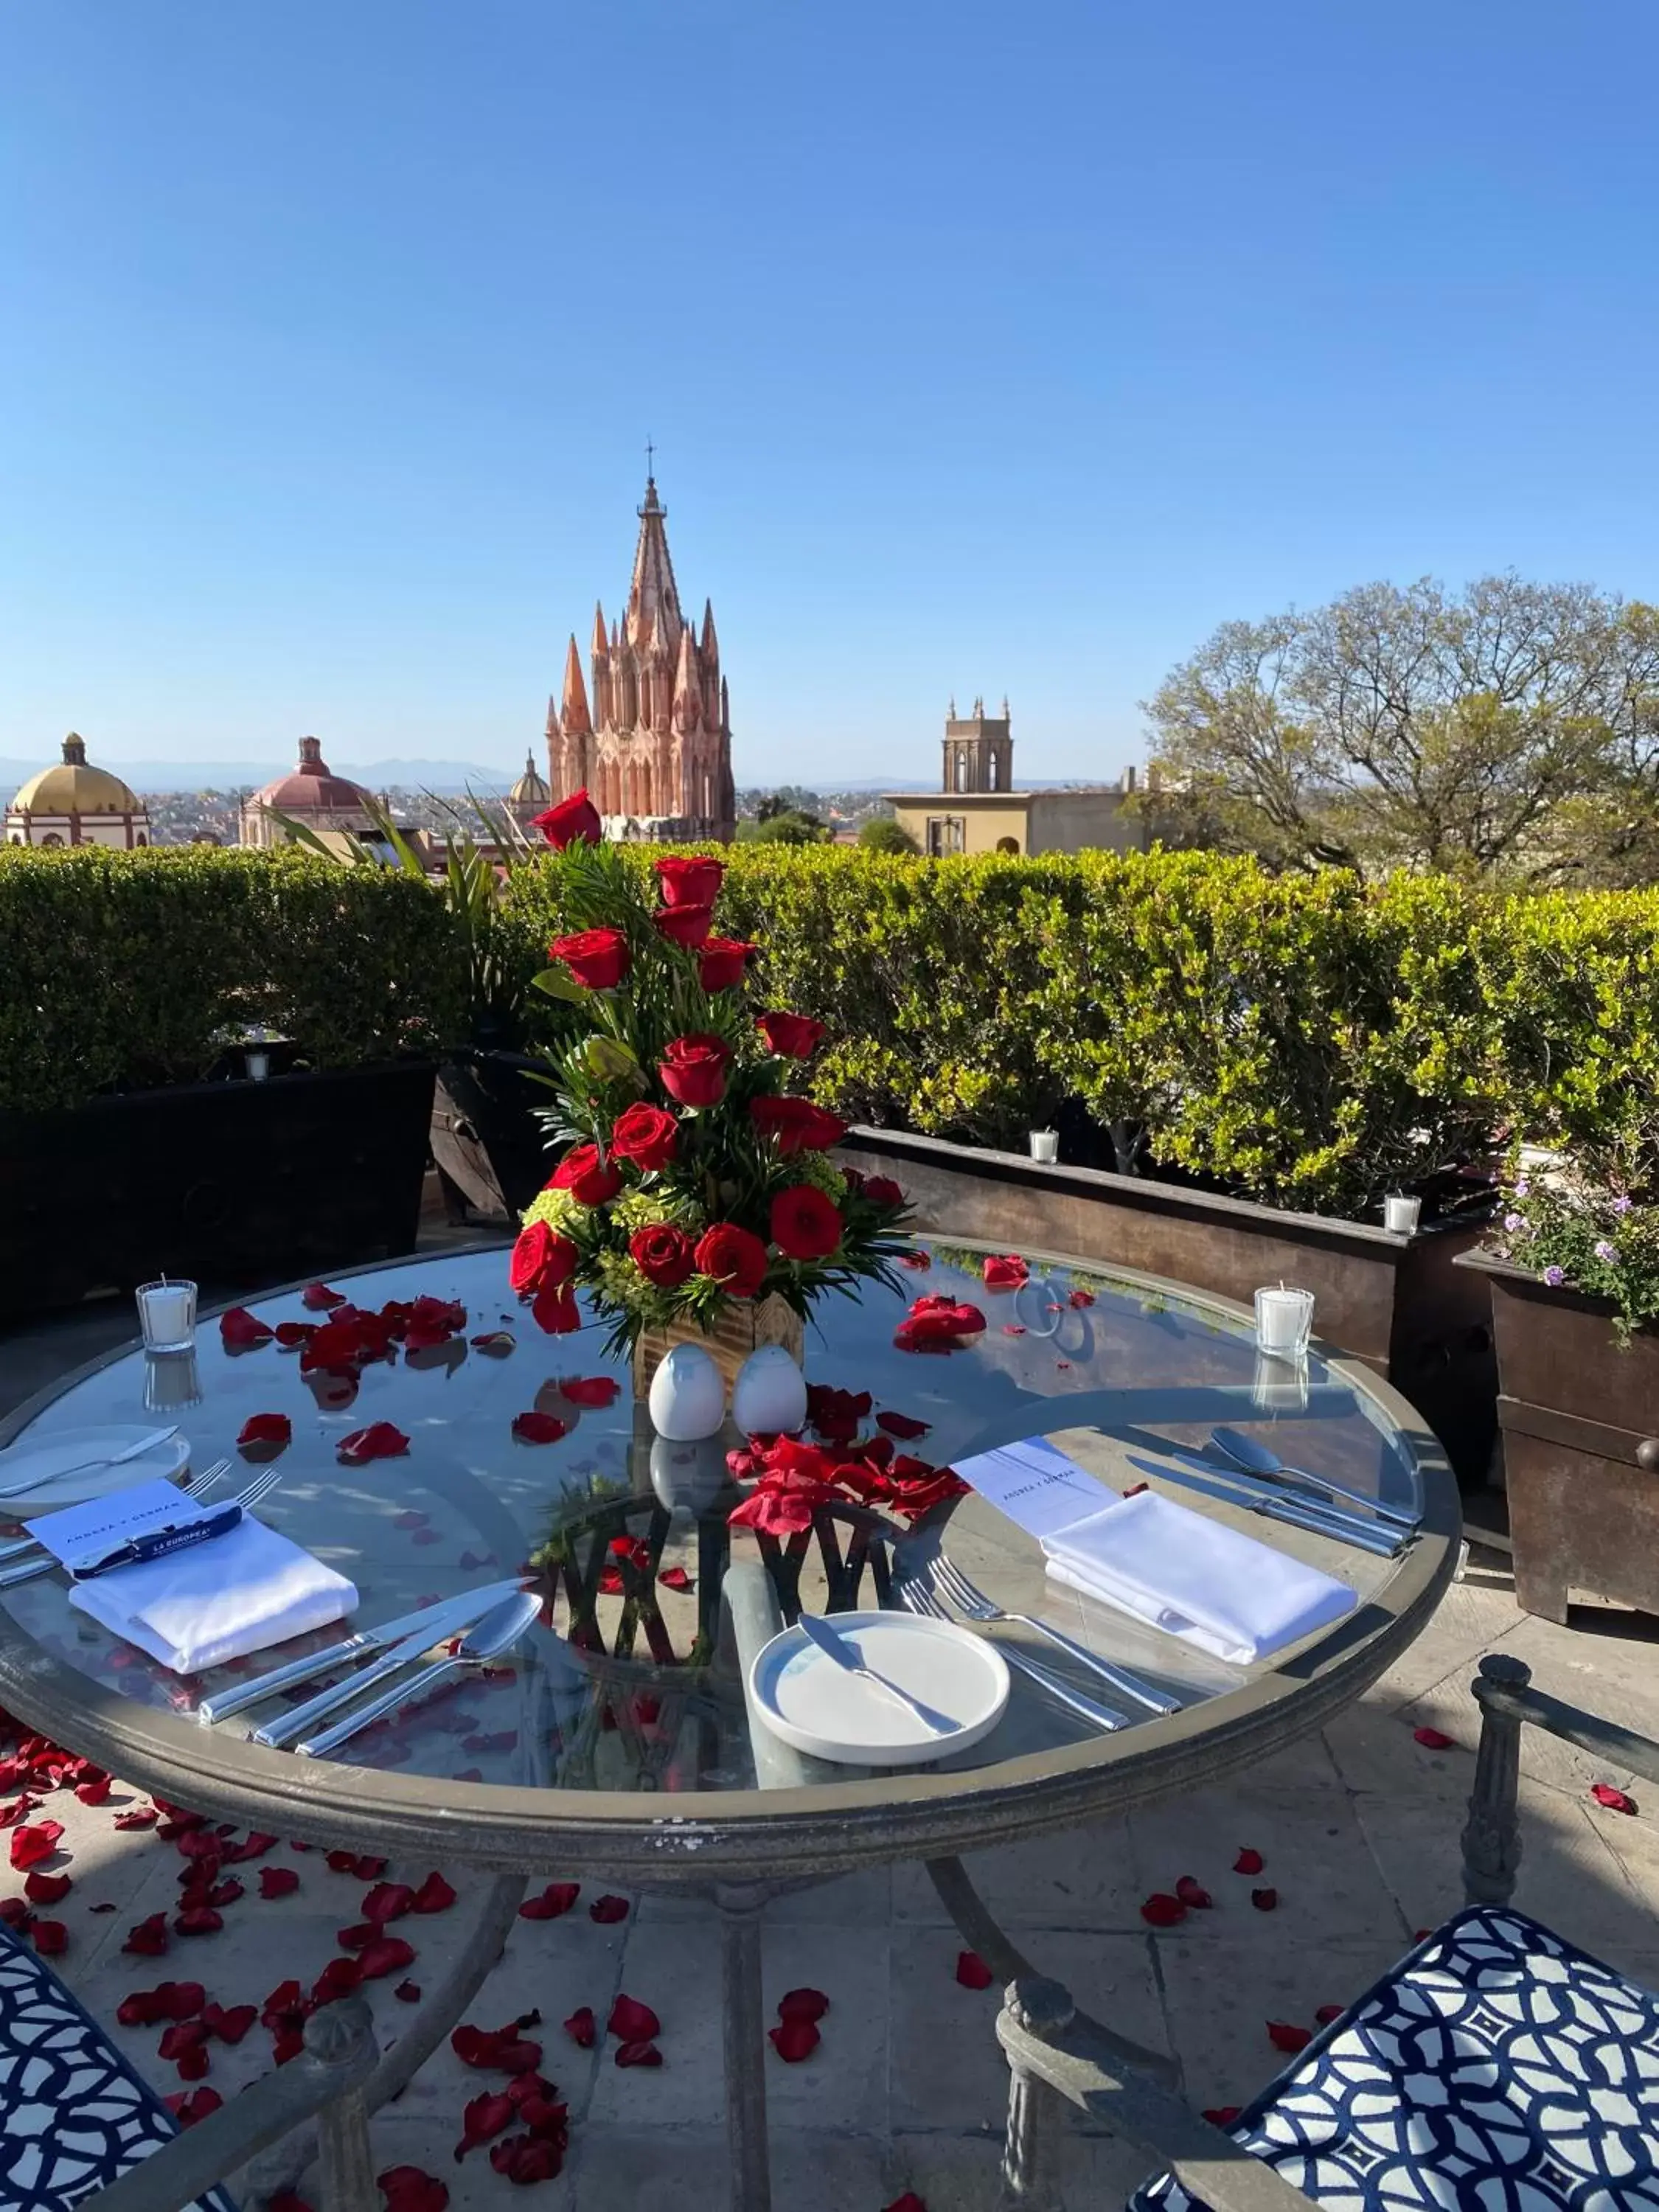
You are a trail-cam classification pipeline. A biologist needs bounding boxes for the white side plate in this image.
[749,1609,1010,1767]
[0,1427,193,1513]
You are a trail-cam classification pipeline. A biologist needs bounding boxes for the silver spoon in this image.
[1209,1427,1418,1530]
[295,1590,543,1760]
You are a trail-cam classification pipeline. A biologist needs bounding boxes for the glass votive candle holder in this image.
[144,1350,203,1412]
[1029,1129,1060,1164]
[135,1279,198,1354]
[1253,1284,1314,1359]
[1251,1352,1310,1414]
[1383,1193,1422,1235]
[245,1048,271,1082]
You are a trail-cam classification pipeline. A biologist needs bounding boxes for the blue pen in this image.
[70,1505,243,1582]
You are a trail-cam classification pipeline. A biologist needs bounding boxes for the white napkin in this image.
[69,1520,357,1674]
[1043,1491,1356,1664]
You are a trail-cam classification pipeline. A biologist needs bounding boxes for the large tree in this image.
[1141,576,1659,882]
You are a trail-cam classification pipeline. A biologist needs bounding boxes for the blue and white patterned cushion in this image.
[0,1922,235,2212]
[1130,1905,1659,2211]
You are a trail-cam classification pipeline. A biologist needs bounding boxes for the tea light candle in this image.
[1253,1284,1314,1358]
[1383,1193,1422,1235]
[246,1048,271,1082]
[1251,1352,1310,1414]
[1029,1129,1060,1164]
[136,1279,198,1354]
[145,1351,203,1412]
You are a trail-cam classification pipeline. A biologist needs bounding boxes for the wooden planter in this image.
[631,1294,805,1399]
[1455,1252,1659,1622]
[840,1126,1498,1487]
[0,1060,437,1323]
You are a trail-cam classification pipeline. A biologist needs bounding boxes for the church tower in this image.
[941,696,1014,795]
[544,472,735,842]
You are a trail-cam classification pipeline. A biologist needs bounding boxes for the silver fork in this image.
[892,1568,1130,1733]
[925,1553,1183,1717]
[0,1459,248,1590]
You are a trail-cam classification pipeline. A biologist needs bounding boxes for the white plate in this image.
[749,1610,1011,1767]
[0,1427,192,1514]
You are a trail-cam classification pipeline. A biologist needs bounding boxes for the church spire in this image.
[700,598,719,661]
[625,471,684,653]
[560,636,592,736]
[672,625,702,733]
[591,602,609,658]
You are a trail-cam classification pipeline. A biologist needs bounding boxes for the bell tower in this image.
[941,695,1014,795]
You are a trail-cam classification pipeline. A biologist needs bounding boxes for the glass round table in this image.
[0,1236,1461,2211]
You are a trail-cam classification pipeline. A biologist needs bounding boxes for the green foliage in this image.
[0,844,468,1115]
[858,817,920,855]
[1489,1169,1659,1343]
[737,809,829,846]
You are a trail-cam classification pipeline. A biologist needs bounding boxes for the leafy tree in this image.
[858,817,919,855]
[754,787,824,823]
[740,807,829,846]
[1141,576,1659,883]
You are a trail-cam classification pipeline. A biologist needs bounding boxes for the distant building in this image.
[883,700,1145,857]
[545,471,735,844]
[506,750,550,831]
[240,737,378,847]
[4,733,150,849]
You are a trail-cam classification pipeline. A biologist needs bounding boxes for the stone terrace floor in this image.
[4,1252,1659,2212]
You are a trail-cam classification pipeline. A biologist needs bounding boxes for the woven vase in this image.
[631,1293,806,1399]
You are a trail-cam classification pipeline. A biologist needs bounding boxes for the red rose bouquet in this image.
[512,801,911,1351]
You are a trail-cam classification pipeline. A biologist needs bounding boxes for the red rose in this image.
[699,937,755,991]
[693,1223,771,1298]
[750,1095,849,1156]
[659,1033,731,1107]
[771,1184,843,1262]
[531,790,602,849]
[610,1102,679,1172]
[757,1012,826,1060]
[653,855,725,908]
[863,1176,905,1207]
[510,1222,577,1295]
[549,928,630,990]
[630,1223,696,1287]
[653,902,714,950]
[551,1144,622,1207]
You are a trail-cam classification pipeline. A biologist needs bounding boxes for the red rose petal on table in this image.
[237,1413,291,1450]
[469,1331,515,1357]
[1267,2021,1312,2053]
[114,1806,159,1830]
[656,1565,694,1593]
[559,1376,621,1408]
[10,1820,61,1870]
[411,1871,456,1913]
[518,1882,580,1921]
[75,1775,112,1806]
[219,1307,274,1351]
[777,1987,830,2023]
[274,1322,314,1351]
[1233,1848,1265,1874]
[394,1980,421,2003]
[1000,1324,1026,1336]
[768,2018,818,2062]
[24,1871,70,1905]
[358,1937,417,1981]
[393,1511,429,1531]
[1200,2107,1242,2128]
[563,2006,597,2048]
[31,1919,66,1956]
[588,1893,629,1923]
[376,2166,449,2212]
[1068,1287,1097,1307]
[259,1866,301,1899]
[1314,2003,1344,2026]
[455,2089,515,2159]
[165,2087,223,2129]
[511,1411,569,1445]
[1591,1783,1638,1814]
[954,1950,995,1989]
[607,1994,660,2042]
[1413,1726,1455,1750]
[174,1907,223,1937]
[301,1283,348,1312]
[1139,1893,1187,1927]
[982,1253,1029,1289]
[201,2003,257,2044]
[338,1422,409,1467]
[1175,1876,1213,1910]
[1251,1888,1279,1912]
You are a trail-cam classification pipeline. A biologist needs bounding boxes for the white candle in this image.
[246,1049,271,1082]
[136,1279,197,1354]
[1253,1285,1314,1358]
[1251,1352,1310,1413]
[1383,1194,1422,1235]
[1029,1130,1059,1164]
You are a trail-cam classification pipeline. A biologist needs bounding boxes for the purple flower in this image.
[1514,1177,1531,1197]
[1503,1211,1525,1233]
[1612,1196,1634,1217]
[1543,1265,1565,1287]
[1593,1239,1616,1263]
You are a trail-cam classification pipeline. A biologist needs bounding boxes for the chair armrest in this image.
[81,1999,375,2212]
[998,1979,1318,2212]
[1473,1661,1659,1788]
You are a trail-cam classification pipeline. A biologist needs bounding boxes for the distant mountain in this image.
[0,757,518,798]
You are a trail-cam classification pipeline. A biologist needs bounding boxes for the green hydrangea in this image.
[611,1187,706,1234]
[521,1186,586,1234]
[790,1150,848,1203]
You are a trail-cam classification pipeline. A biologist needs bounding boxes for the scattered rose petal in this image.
[237,1413,291,1450]
[24,1871,70,1905]
[1068,1287,1096,1307]
[394,1980,422,2003]
[563,2006,597,2048]
[1251,1888,1279,1912]
[1591,1783,1638,1814]
[558,1376,620,1408]
[512,1412,569,1445]
[338,1422,410,1466]
[123,1913,170,1957]
[31,1919,66,1955]
[1233,1848,1264,1874]
[1413,1726,1455,1750]
[768,2018,818,2062]
[165,2087,223,2129]
[1314,2003,1344,2026]
[1139,1892,1186,1927]
[777,1988,830,2023]
[376,2166,448,2212]
[656,1565,694,1593]
[519,1881,580,1921]
[588,1893,629,1924]
[1267,2021,1312,2053]
[9,1820,62,1871]
[75,1775,112,1806]
[1174,1876,1212,1910]
[201,2002,257,2044]
[174,1907,223,1937]
[1000,1324,1026,1337]
[259,1865,301,1899]
[883,2198,928,2212]
[412,1871,456,1913]
[455,2089,515,2159]
[358,1936,417,1980]
[302,1283,348,1312]
[114,1806,159,1831]
[219,1308,274,1352]
[607,1994,660,2042]
[362,1881,415,1924]
[876,1411,931,1440]
[1200,2107,1241,2128]
[982,1254,1029,1290]
[954,1950,995,1989]
[327,1851,387,1878]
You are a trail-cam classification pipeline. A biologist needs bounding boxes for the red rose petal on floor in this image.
[1267,2021,1312,2053]
[455,2089,515,2159]
[1174,1876,1213,1910]
[114,1806,159,1830]
[75,1775,112,1806]
[777,1987,830,2023]
[1251,1888,1279,1912]
[259,1865,301,1899]
[1200,2107,1242,2128]
[0,1898,31,1929]
[269,2195,314,2212]
[412,1871,456,1913]
[202,2002,257,2044]
[394,1980,421,2003]
[1139,1892,1187,1927]
[313,1958,363,2003]
[1590,1782,1638,1814]
[158,2020,211,2062]
[24,1871,70,1905]
[883,2197,929,2212]
[563,2006,597,2048]
[362,1881,415,1924]
[588,1893,629,1923]
[558,1376,620,1408]
[30,1919,66,1955]
[767,2018,818,2062]
[10,1820,62,1870]
[518,1881,580,1921]
[954,1950,995,1989]
[656,1565,694,1593]
[1233,1848,1265,1874]
[358,1936,417,1980]
[376,2166,448,2212]
[122,1913,170,1957]
[613,2037,663,2068]
[1314,2003,1344,2025]
[607,1994,660,2042]
[1413,1725,1455,1750]
[511,1411,569,1445]
[174,1907,223,1937]
[165,2087,223,2129]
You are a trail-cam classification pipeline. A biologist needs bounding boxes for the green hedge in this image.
[0,845,468,1116]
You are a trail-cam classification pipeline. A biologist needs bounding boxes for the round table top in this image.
[0,1237,1460,1884]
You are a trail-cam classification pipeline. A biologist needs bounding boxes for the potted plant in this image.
[507,793,912,1392]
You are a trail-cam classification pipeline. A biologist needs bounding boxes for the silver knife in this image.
[0,1425,180,1501]
[1139,1455,1404,1557]
[798,1612,956,1736]
[199,1578,528,1729]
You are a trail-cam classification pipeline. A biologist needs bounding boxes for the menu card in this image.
[28,1479,210,1570]
[952,1436,1120,1543]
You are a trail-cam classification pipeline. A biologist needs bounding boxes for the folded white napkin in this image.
[69,1519,357,1674]
[1043,1491,1356,1664]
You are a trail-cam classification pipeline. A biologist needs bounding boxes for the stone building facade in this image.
[4,733,150,848]
[886,699,1146,858]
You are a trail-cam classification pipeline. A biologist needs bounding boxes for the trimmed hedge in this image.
[0,845,467,1115]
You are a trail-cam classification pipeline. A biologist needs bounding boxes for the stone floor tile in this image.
[1582,1801,1659,1935]
[567,2126,887,2212]
[1127,1787,1410,1947]
[636,1863,892,1926]
[0,1786,183,1989]
[1357,1578,1515,1708]
[890,2126,1161,2211]
[891,1814,1140,1930]
[889,1925,1165,2135]
[1321,1697,1486,1807]
[1231,1726,1347,1795]
[1156,1936,1404,2111]
[366,2111,575,2212]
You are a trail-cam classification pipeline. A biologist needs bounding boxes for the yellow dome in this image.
[10,734,142,817]
[509,750,550,806]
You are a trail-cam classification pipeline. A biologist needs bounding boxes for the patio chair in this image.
[993,1653,1659,2210]
[0,1935,378,2212]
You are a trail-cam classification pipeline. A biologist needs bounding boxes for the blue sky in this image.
[4,1,1658,785]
